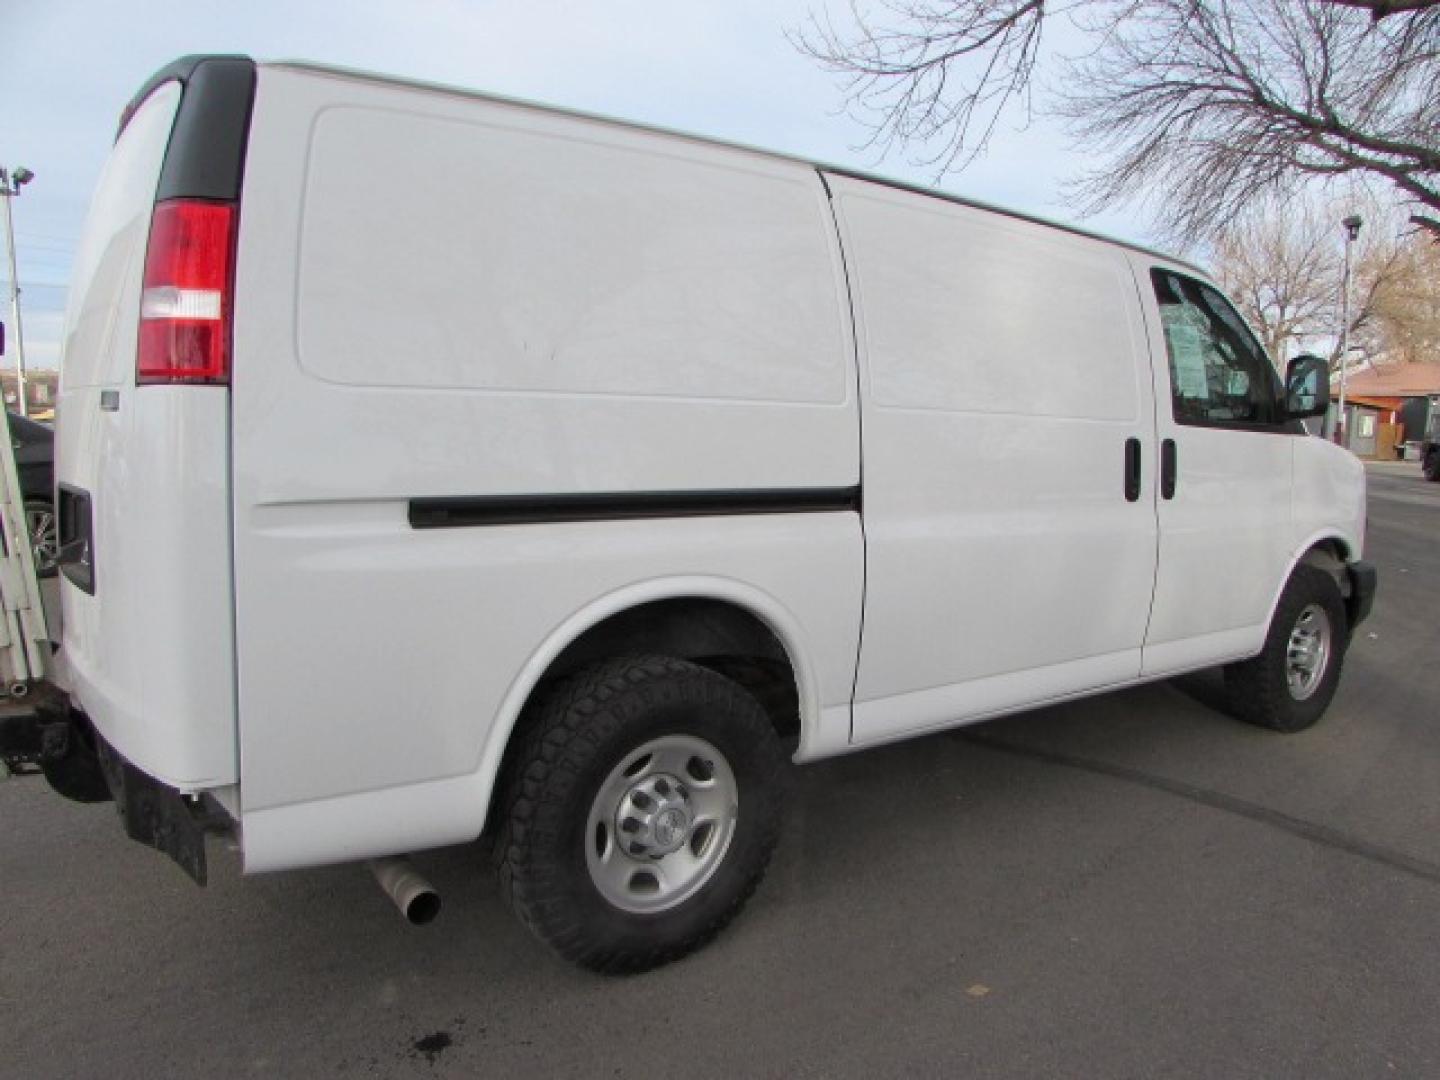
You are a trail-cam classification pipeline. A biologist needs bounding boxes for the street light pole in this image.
[0,165,36,419]
[1335,213,1363,446]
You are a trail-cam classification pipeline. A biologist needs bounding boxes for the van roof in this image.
[136,54,1206,277]
[268,59,1208,278]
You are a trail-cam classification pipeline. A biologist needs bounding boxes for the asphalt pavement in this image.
[3,460,1438,1079]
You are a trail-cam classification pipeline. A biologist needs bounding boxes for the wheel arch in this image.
[1264,532,1359,635]
[473,576,822,835]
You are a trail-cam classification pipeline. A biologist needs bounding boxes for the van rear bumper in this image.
[1,699,228,884]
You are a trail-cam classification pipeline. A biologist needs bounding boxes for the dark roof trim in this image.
[118,55,257,204]
[118,55,247,138]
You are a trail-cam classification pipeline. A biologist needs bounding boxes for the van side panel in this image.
[295,108,848,404]
[230,67,861,865]
[830,175,1161,744]
[56,80,238,789]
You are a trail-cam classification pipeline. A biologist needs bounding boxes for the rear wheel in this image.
[1224,565,1347,733]
[494,655,786,973]
[24,499,58,578]
[1423,447,1440,482]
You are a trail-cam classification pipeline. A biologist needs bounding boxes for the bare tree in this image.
[1368,235,1440,362]
[795,0,1440,242]
[793,0,1050,174]
[1212,203,1338,364]
[1210,198,1436,369]
[1346,233,1412,362]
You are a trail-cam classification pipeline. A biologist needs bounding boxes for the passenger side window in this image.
[1150,269,1279,427]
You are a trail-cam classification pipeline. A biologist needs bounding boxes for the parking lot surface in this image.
[3,461,1438,1079]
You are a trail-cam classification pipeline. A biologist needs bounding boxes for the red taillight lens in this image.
[137,199,235,384]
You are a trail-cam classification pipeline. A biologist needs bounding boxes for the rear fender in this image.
[474,575,829,831]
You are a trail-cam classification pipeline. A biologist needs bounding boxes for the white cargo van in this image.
[11,55,1376,972]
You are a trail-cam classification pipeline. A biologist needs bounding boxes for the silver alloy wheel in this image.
[25,502,58,575]
[1286,602,1332,701]
[585,734,738,915]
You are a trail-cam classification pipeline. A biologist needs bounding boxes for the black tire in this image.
[699,656,800,746]
[1423,448,1440,482]
[40,743,113,803]
[494,655,786,974]
[1223,565,1348,733]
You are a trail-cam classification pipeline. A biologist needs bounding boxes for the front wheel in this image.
[1224,565,1348,733]
[494,656,786,973]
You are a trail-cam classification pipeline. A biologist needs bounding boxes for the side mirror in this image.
[1284,353,1329,420]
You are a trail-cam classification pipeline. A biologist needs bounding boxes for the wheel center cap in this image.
[653,807,689,850]
[617,773,692,857]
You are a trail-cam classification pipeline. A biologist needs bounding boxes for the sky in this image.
[0,0,1153,371]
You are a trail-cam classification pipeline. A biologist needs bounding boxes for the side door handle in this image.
[1161,439,1177,500]
[1124,437,1142,502]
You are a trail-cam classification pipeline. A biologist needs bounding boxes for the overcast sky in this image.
[1,0,1153,370]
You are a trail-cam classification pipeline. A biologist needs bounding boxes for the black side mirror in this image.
[1284,353,1330,420]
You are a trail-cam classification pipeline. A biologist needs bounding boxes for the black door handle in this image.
[1161,439,1177,500]
[1124,437,1141,502]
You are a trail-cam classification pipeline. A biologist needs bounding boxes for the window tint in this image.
[1151,269,1279,427]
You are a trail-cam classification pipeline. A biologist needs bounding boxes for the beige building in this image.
[1,369,59,420]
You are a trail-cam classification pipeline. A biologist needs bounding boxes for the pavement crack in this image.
[960,732,1440,887]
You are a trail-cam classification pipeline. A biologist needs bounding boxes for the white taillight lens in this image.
[140,286,224,321]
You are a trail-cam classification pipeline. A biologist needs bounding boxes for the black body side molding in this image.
[409,487,862,529]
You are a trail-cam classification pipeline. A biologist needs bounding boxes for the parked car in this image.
[1422,400,1440,481]
[10,55,1375,973]
[8,411,56,576]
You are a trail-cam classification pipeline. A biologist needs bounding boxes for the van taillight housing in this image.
[137,199,236,384]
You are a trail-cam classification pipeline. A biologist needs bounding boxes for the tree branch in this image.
[1323,0,1440,20]
[798,0,1440,242]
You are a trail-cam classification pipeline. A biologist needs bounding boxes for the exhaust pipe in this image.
[368,856,441,925]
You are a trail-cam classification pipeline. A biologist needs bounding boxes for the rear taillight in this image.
[137,199,236,384]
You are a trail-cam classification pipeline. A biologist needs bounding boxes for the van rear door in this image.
[54,57,254,791]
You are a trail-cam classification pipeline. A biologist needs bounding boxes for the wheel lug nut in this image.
[654,778,670,796]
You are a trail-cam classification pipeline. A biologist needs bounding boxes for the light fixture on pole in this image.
[0,165,36,419]
[1334,213,1362,446]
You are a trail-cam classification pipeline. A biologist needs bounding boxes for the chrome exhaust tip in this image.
[368,856,441,925]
